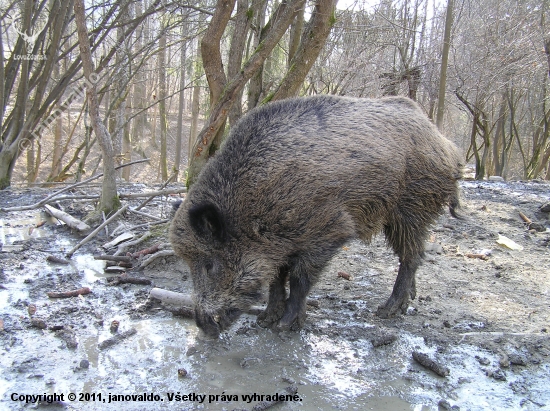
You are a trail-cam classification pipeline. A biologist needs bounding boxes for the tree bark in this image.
[187,0,306,186]
[74,0,119,212]
[175,22,189,180]
[228,0,252,127]
[268,0,337,102]
[435,0,454,131]
[158,22,168,181]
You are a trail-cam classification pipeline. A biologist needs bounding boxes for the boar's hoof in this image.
[276,310,306,332]
[376,295,410,319]
[257,302,286,328]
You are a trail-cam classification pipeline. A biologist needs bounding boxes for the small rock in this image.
[509,354,527,366]
[499,354,510,368]
[80,359,90,369]
[438,399,451,410]
[540,203,550,213]
[178,368,188,377]
[475,356,490,365]
[486,368,507,381]
[31,318,47,329]
[443,320,452,328]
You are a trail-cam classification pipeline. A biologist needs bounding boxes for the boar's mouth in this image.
[195,307,242,338]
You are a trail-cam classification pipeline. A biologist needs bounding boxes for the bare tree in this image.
[74,0,118,212]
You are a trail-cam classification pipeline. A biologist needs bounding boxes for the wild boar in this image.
[170,95,462,338]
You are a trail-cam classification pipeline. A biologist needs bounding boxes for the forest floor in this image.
[0,179,549,411]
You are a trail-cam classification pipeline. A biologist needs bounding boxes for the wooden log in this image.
[412,351,450,377]
[47,287,91,298]
[44,204,91,232]
[46,255,70,265]
[107,275,152,285]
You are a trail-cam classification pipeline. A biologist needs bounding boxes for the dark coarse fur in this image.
[170,95,463,338]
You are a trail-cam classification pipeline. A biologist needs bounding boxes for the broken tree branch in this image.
[114,231,152,256]
[98,328,137,350]
[44,204,91,232]
[0,159,149,212]
[47,287,91,298]
[66,205,129,258]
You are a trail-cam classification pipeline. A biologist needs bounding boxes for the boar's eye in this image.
[189,203,226,244]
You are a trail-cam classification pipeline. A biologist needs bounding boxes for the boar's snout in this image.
[194,305,242,339]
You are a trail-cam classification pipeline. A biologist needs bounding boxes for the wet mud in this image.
[0,180,549,410]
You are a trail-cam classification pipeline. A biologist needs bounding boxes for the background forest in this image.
[0,0,549,208]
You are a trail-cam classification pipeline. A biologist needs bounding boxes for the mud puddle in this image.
[1,181,550,410]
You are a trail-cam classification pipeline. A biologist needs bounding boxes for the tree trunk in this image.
[187,0,306,186]
[74,0,119,212]
[435,0,454,131]
[174,23,188,180]
[158,23,168,181]
[228,0,252,127]
[268,0,337,102]
[247,0,268,110]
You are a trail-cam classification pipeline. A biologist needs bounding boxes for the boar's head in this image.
[170,200,268,338]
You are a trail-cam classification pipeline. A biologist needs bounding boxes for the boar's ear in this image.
[189,203,225,243]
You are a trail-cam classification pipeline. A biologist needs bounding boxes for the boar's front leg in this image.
[257,266,289,328]
[277,272,311,331]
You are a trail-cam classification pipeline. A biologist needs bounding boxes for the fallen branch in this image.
[464,253,489,261]
[149,288,315,317]
[135,173,177,211]
[114,231,152,256]
[47,287,91,298]
[98,328,137,350]
[519,211,546,232]
[107,275,152,285]
[128,208,164,221]
[94,255,132,263]
[130,244,160,258]
[44,204,91,232]
[140,249,175,267]
[46,255,70,265]
[0,158,149,212]
[118,187,186,199]
[412,351,450,377]
[66,205,129,258]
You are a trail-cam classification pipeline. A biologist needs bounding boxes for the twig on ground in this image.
[130,244,160,258]
[107,275,152,285]
[94,255,132,263]
[66,205,129,258]
[47,287,91,298]
[98,328,137,350]
[114,231,152,256]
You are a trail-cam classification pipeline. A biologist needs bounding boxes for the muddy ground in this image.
[0,180,549,411]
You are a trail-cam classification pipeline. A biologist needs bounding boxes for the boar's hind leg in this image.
[257,266,289,328]
[376,216,427,318]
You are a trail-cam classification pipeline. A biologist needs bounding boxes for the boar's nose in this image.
[194,307,220,339]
